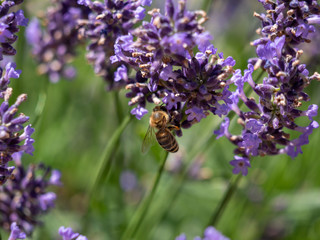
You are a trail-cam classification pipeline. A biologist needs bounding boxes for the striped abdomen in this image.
[156,129,179,153]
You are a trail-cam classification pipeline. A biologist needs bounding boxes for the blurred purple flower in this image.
[176,226,230,240]
[26,0,90,82]
[0,156,61,235]
[120,170,137,192]
[8,222,26,240]
[77,0,151,89]
[59,226,88,240]
[175,233,187,240]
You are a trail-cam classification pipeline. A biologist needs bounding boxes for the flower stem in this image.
[32,81,49,127]
[139,129,221,239]
[82,114,133,234]
[202,0,214,15]
[113,90,124,123]
[207,174,242,227]
[121,151,169,240]
[92,114,133,192]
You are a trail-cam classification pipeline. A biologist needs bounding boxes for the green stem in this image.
[208,174,242,226]
[32,81,49,127]
[121,151,169,240]
[113,91,124,123]
[82,114,133,235]
[202,0,215,15]
[91,114,133,193]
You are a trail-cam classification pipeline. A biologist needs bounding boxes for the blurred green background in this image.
[1,0,320,239]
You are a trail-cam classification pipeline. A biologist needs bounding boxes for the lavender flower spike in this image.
[215,0,320,176]
[59,226,88,240]
[0,1,28,61]
[77,0,151,89]
[115,0,237,137]
[0,87,35,185]
[25,0,90,82]
[0,152,61,235]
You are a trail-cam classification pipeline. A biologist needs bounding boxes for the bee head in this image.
[153,105,167,113]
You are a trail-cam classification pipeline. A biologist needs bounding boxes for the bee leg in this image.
[167,125,180,131]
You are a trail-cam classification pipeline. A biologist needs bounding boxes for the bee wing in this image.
[141,125,156,153]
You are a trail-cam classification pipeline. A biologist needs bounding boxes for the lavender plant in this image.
[76,0,151,89]
[0,152,61,235]
[215,0,320,176]
[0,0,34,185]
[113,0,236,136]
[6,0,320,239]
[0,0,28,60]
[26,0,90,82]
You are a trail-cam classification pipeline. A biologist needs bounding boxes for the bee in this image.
[142,106,179,153]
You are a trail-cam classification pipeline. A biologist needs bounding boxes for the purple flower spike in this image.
[230,156,251,176]
[215,0,320,175]
[8,222,26,240]
[0,162,60,235]
[26,1,90,82]
[0,87,35,184]
[0,1,27,61]
[76,0,150,89]
[115,0,236,135]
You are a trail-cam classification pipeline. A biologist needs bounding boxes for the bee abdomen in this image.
[156,130,179,153]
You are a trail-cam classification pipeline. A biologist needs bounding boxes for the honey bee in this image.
[142,106,179,153]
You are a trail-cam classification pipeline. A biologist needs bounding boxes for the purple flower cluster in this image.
[76,0,151,89]
[59,226,87,240]
[0,0,35,184]
[0,0,28,60]
[254,0,320,45]
[0,85,35,184]
[26,0,90,82]
[215,0,320,176]
[176,226,230,240]
[113,0,236,135]
[0,152,61,235]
